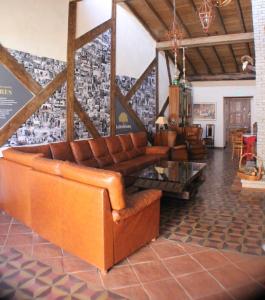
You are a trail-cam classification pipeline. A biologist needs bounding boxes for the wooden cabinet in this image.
[168,85,192,128]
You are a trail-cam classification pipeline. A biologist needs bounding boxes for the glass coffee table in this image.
[130,160,206,200]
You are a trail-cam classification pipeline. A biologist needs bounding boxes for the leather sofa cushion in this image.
[118,134,140,159]
[89,138,114,167]
[105,136,128,163]
[70,140,98,168]
[60,162,126,210]
[13,144,52,158]
[3,149,44,167]
[50,142,75,162]
[130,132,147,154]
[32,157,63,176]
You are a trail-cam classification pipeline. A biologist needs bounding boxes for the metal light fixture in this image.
[167,0,183,85]
[209,0,233,8]
[198,0,215,33]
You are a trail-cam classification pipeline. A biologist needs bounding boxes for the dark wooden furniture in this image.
[130,160,206,200]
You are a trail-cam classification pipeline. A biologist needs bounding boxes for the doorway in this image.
[224,97,252,145]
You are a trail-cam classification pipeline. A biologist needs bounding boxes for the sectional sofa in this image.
[0,132,169,272]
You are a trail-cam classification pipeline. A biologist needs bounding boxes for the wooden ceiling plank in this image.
[144,0,168,31]
[164,0,213,75]
[215,8,240,72]
[125,2,158,41]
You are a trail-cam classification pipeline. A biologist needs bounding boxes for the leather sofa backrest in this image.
[32,157,63,176]
[130,132,147,154]
[89,138,114,167]
[50,141,75,162]
[70,140,99,168]
[118,134,140,159]
[3,149,44,167]
[105,136,128,164]
[60,162,126,210]
[13,144,52,158]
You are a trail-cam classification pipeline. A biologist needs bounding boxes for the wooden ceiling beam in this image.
[157,32,254,49]
[164,0,213,75]
[189,73,255,81]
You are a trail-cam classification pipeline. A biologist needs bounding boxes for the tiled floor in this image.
[160,149,265,255]
[0,148,265,299]
[0,211,265,300]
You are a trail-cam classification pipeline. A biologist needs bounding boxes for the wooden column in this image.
[110,0,117,136]
[156,49,159,117]
[169,85,180,125]
[66,1,77,141]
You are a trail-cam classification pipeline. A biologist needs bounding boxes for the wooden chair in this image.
[231,132,245,159]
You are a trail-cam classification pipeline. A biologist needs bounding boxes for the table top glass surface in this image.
[131,160,206,184]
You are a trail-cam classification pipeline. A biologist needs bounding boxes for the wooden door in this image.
[224,97,252,145]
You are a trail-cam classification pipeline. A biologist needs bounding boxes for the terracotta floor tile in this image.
[9,223,32,235]
[178,270,225,299]
[192,249,230,270]
[101,265,139,289]
[197,291,233,300]
[221,250,255,263]
[0,213,12,224]
[62,256,96,273]
[0,235,7,246]
[235,257,265,280]
[210,264,254,289]
[113,285,149,300]
[143,278,189,300]
[73,270,104,290]
[40,257,63,273]
[33,243,63,259]
[0,224,10,235]
[132,261,171,283]
[164,254,203,277]
[4,245,33,256]
[229,282,265,300]
[151,241,186,259]
[32,234,50,244]
[179,243,208,254]
[127,245,159,264]
[6,233,33,246]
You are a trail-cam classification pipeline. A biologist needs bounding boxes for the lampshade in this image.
[155,116,168,125]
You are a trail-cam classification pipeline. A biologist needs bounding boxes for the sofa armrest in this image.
[145,146,170,155]
[112,189,162,223]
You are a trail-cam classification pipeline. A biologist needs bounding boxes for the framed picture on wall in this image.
[193,103,216,121]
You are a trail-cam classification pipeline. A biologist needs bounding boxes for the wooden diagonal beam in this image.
[74,97,100,138]
[158,97,169,117]
[75,19,112,50]
[165,51,172,84]
[66,1,77,141]
[124,58,156,102]
[0,69,67,146]
[116,86,147,133]
[0,44,42,95]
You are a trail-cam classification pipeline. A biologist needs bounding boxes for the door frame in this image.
[223,96,253,146]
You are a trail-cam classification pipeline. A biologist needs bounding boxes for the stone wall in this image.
[252,0,265,161]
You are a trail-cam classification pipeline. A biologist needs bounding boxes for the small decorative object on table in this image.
[237,153,264,181]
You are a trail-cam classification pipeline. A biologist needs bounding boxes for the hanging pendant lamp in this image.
[198,0,215,33]
[209,0,233,8]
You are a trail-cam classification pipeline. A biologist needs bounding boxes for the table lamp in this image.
[155,116,168,131]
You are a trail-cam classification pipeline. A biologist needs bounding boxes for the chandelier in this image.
[198,0,233,32]
[167,0,183,85]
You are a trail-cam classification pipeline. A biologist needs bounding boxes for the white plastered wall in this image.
[192,80,256,148]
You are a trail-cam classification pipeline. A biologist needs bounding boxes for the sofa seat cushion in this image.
[13,144,52,158]
[50,142,75,162]
[70,140,98,168]
[89,138,114,167]
[105,136,128,163]
[118,134,141,159]
[105,160,139,176]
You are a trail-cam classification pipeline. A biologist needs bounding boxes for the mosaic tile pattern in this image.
[0,248,124,300]
[160,149,265,256]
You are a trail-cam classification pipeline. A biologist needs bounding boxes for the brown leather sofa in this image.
[0,132,168,272]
